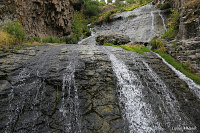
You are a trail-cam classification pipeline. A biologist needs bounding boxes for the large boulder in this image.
[96,30,130,45]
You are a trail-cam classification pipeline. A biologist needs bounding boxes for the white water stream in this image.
[59,55,81,133]
[159,11,167,31]
[156,53,200,100]
[104,47,163,132]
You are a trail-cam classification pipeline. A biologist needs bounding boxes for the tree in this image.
[107,0,112,3]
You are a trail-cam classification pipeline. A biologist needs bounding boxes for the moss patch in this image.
[104,44,150,55]
[156,51,200,85]
[162,10,180,40]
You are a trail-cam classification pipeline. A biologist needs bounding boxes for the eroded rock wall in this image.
[154,0,189,9]
[154,0,200,74]
[154,0,200,39]
[0,0,79,38]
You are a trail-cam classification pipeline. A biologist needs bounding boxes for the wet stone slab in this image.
[0,44,126,133]
[105,46,200,133]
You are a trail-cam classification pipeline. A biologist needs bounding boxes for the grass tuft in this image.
[157,52,200,85]
[0,31,16,52]
[149,37,166,53]
[104,43,150,55]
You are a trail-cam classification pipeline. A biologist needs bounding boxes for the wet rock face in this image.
[0,44,126,132]
[0,0,79,37]
[1,43,200,132]
[76,46,127,132]
[154,0,200,39]
[94,4,167,43]
[104,46,200,132]
[154,0,189,9]
[96,31,130,45]
[178,5,200,39]
[166,39,200,74]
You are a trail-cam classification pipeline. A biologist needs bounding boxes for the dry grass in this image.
[0,31,16,51]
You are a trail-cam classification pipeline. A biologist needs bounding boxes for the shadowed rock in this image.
[96,30,130,45]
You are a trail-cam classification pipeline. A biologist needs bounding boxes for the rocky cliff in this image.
[154,0,200,39]
[154,0,200,74]
[0,0,80,38]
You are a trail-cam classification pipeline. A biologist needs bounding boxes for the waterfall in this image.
[103,47,163,132]
[59,57,81,133]
[142,61,195,129]
[78,25,96,45]
[151,12,155,31]
[148,11,155,42]
[6,68,31,133]
[155,53,200,100]
[159,11,167,31]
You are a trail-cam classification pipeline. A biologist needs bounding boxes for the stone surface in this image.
[0,43,200,132]
[96,30,130,45]
[166,39,200,74]
[106,46,200,132]
[94,4,167,43]
[0,44,126,132]
[154,0,200,39]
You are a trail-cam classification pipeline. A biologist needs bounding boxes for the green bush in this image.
[83,1,102,17]
[2,21,25,44]
[162,10,180,40]
[149,36,166,53]
[107,0,113,4]
[123,3,140,11]
[0,30,16,51]
[65,36,78,44]
[162,28,177,39]
[157,3,171,10]
[126,0,136,4]
[71,11,90,43]
[28,36,78,44]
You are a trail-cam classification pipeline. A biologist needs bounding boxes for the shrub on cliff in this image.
[157,2,171,10]
[2,21,25,44]
[0,31,16,52]
[149,36,166,53]
[162,10,180,40]
[71,11,90,43]
[83,0,101,17]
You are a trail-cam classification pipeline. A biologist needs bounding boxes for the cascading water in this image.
[103,47,163,132]
[94,3,166,43]
[159,11,167,31]
[155,53,200,100]
[141,61,195,130]
[1,1,200,132]
[78,24,96,45]
[6,68,31,133]
[59,53,81,133]
[148,11,155,42]
[151,11,155,31]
